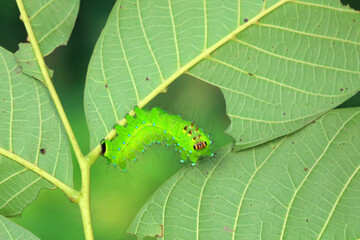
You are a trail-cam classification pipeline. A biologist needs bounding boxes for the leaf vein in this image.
[100,33,119,121]
[232,137,287,240]
[197,148,232,240]
[0,177,42,210]
[234,38,360,74]
[116,1,140,104]
[257,22,360,46]
[0,52,13,152]
[137,0,165,81]
[37,1,76,44]
[168,0,181,68]
[317,112,360,239]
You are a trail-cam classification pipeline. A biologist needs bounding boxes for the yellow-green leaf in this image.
[15,0,79,83]
[0,47,72,217]
[84,0,360,149]
[129,108,360,239]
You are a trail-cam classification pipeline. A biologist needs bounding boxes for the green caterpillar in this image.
[101,107,213,170]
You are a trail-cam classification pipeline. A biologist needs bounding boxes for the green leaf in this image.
[15,43,54,84]
[128,108,360,239]
[0,47,73,217]
[15,0,80,83]
[84,0,360,149]
[0,215,39,240]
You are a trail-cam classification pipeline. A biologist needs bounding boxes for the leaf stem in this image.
[78,161,94,240]
[0,148,79,200]
[15,0,84,163]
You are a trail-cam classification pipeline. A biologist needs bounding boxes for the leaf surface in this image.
[0,215,39,240]
[15,0,80,83]
[0,47,72,217]
[128,108,360,239]
[84,0,360,148]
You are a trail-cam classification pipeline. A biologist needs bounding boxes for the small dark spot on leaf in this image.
[304,168,309,172]
[332,42,335,45]
[305,219,309,223]
[340,88,344,91]
[2,111,5,114]
[331,102,334,104]
[291,141,294,144]
[145,76,150,81]
[353,19,356,23]
[283,112,286,116]
[2,98,5,101]
[342,142,346,145]
[223,227,234,233]
[273,147,276,150]
[250,203,253,206]
[346,88,348,90]
[205,171,208,175]
[105,84,108,88]
[15,65,22,74]
[239,138,242,141]
[312,120,316,124]
[40,148,46,154]
[247,57,250,60]
[244,18,248,23]
[120,5,123,8]
[248,72,253,76]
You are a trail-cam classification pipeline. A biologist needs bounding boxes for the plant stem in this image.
[16,1,95,239]
[78,161,94,240]
[0,148,79,200]
[15,0,84,162]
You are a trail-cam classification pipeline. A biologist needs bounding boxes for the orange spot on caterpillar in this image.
[183,125,189,132]
[193,135,201,140]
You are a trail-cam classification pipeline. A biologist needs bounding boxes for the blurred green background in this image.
[0,0,359,239]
